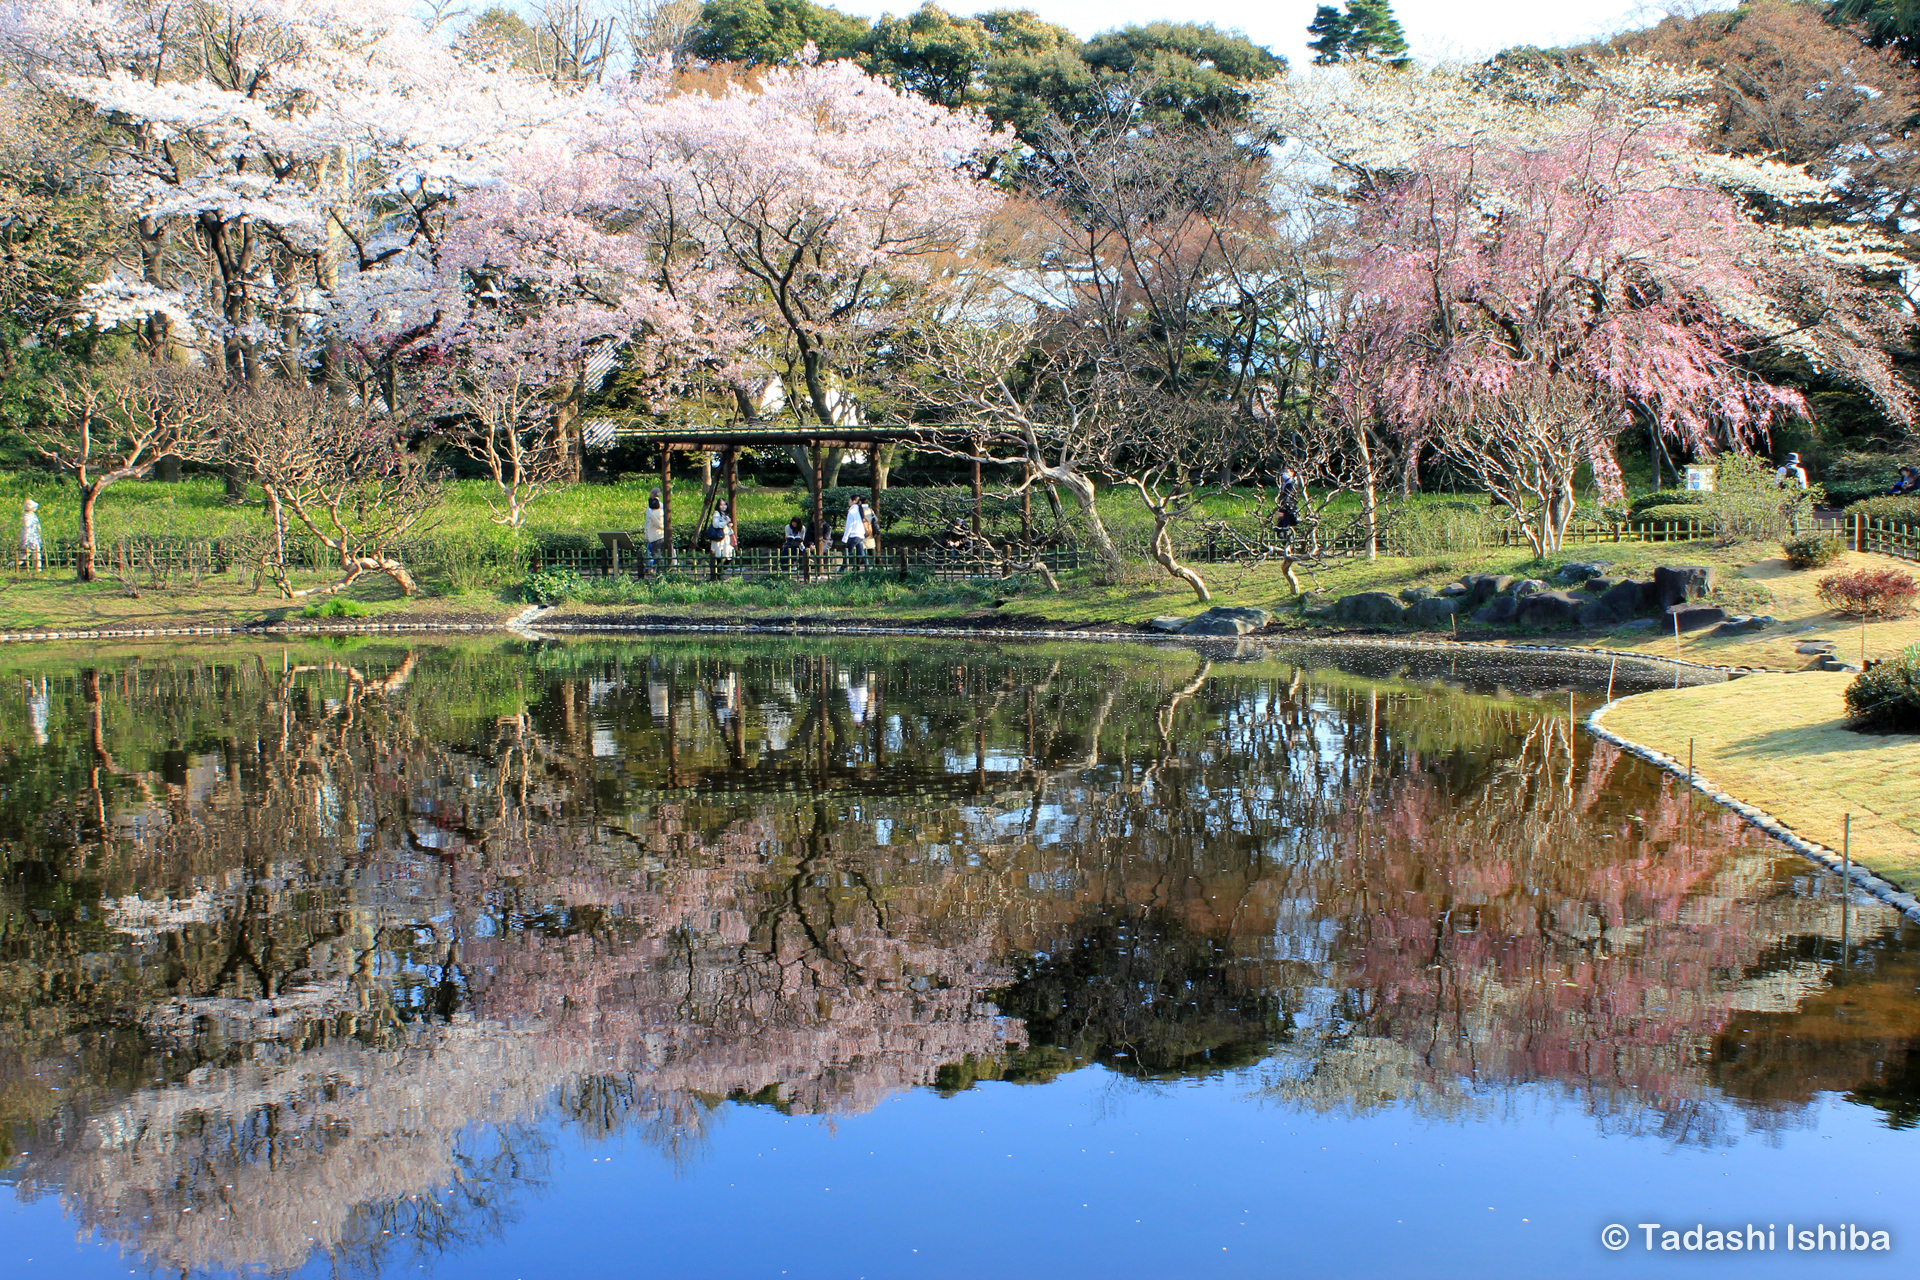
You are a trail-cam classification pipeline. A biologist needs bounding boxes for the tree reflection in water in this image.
[0,637,1913,1275]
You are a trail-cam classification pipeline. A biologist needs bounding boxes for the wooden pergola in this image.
[612,420,1022,563]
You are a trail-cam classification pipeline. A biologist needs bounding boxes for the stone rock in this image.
[1399,585,1435,602]
[1409,596,1460,627]
[1513,578,1551,597]
[1599,580,1653,618]
[1556,561,1608,584]
[1301,593,1337,619]
[1666,603,1727,632]
[1146,616,1188,633]
[1814,654,1861,673]
[1515,589,1584,629]
[1613,618,1658,632]
[1462,573,1516,606]
[1794,640,1837,656]
[1472,596,1519,625]
[1576,600,1621,628]
[1583,576,1623,595]
[1439,582,1470,598]
[1332,592,1408,625]
[1713,615,1777,636]
[1180,606,1274,636]
[1654,564,1715,608]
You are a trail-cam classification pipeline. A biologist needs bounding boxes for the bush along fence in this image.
[0,512,1910,585]
[1180,513,1920,564]
[528,541,1087,582]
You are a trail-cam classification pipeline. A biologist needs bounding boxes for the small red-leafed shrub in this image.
[1818,567,1919,619]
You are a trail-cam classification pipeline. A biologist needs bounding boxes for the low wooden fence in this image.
[0,512,1909,582]
[528,542,1087,582]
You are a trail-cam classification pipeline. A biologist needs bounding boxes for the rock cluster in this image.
[1296,562,1779,636]
[1145,606,1274,636]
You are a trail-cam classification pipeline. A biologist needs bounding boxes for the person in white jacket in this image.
[842,500,868,564]
[642,495,665,573]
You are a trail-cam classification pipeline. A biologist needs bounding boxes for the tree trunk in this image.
[264,486,288,573]
[1152,518,1210,602]
[822,446,844,490]
[873,442,898,491]
[1044,465,1122,578]
[77,482,102,582]
[1353,422,1379,560]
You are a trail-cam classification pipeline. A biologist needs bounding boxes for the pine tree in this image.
[1347,0,1410,67]
[1304,0,1410,68]
[1306,5,1353,65]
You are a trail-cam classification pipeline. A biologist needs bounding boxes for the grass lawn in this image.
[1602,672,1920,891]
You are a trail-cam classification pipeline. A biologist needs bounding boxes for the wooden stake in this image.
[1606,654,1617,703]
[1687,737,1694,787]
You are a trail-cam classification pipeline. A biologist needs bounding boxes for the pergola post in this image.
[810,443,826,552]
[971,453,983,540]
[659,445,674,568]
[869,461,881,556]
[724,445,738,534]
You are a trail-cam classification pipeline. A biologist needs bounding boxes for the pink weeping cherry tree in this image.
[1338,122,1812,555]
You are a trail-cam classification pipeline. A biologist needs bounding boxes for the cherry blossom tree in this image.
[579,57,1012,501]
[1341,121,1831,553]
[0,0,581,387]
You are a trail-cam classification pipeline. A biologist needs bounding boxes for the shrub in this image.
[1818,567,1919,619]
[434,531,528,592]
[1781,533,1843,569]
[1844,494,1920,524]
[1701,453,1823,544]
[1628,488,1710,516]
[523,565,587,605]
[1823,451,1908,507]
[1845,644,1920,733]
[300,597,368,619]
[1631,504,1712,527]
[1391,504,1491,555]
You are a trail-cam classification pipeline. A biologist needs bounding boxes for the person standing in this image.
[842,498,868,565]
[1775,453,1809,489]
[1890,465,1919,496]
[643,494,665,574]
[18,498,42,572]
[1275,467,1303,535]
[707,501,734,579]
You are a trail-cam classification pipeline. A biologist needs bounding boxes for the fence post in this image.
[898,546,908,581]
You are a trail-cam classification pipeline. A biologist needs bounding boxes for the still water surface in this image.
[0,637,1916,1278]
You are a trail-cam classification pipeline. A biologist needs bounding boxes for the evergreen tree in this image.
[1348,0,1410,66]
[1306,5,1353,65]
[1305,0,1410,68]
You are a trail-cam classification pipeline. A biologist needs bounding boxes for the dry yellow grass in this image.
[1603,671,1920,890]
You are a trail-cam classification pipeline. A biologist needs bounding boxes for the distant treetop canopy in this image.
[685,1,1286,133]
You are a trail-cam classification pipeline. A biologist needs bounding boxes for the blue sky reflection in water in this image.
[0,637,1916,1279]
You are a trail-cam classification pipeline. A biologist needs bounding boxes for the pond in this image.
[1,636,1915,1279]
